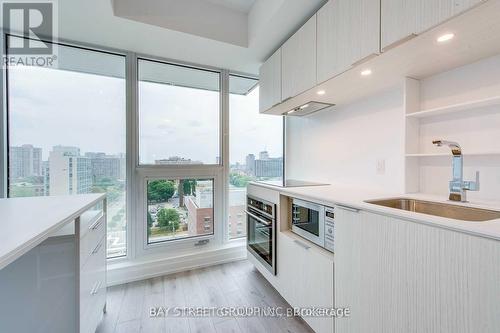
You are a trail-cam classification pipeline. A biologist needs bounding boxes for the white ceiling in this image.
[56,0,325,74]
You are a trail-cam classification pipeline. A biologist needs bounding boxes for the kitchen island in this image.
[0,194,107,333]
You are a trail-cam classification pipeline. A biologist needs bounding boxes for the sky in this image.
[8,64,283,165]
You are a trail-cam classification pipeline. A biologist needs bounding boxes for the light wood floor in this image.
[96,260,314,333]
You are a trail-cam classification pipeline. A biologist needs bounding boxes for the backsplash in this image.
[286,86,406,193]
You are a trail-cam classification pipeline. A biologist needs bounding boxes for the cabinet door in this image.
[276,232,304,307]
[382,0,484,50]
[335,207,500,333]
[259,48,282,112]
[317,0,380,83]
[299,243,334,333]
[282,15,317,100]
[277,232,334,333]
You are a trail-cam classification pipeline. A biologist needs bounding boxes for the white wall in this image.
[286,86,406,192]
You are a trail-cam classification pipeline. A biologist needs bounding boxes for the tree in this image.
[229,173,253,188]
[183,180,197,196]
[147,212,153,228]
[156,208,180,232]
[178,179,185,207]
[147,212,153,237]
[147,180,175,203]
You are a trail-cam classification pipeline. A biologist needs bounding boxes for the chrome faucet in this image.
[432,140,479,202]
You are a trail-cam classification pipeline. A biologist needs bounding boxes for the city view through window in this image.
[7,48,127,258]
[228,77,283,239]
[147,178,214,243]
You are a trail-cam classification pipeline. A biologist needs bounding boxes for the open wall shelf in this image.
[406,151,500,158]
[406,95,500,119]
[403,70,500,199]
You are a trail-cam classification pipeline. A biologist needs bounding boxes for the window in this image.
[3,38,285,259]
[228,75,284,239]
[6,37,127,258]
[138,59,221,165]
[147,178,214,244]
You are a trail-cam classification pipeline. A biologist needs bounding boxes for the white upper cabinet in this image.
[382,0,485,50]
[281,15,317,100]
[259,48,282,112]
[317,0,380,83]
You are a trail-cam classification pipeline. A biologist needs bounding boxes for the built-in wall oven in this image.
[246,196,276,275]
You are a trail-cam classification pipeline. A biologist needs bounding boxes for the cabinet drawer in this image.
[80,214,105,267]
[80,235,106,333]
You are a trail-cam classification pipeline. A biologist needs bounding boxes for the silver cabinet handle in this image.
[92,240,103,254]
[88,214,104,230]
[90,281,102,295]
[381,33,417,52]
[336,205,360,213]
[293,239,311,250]
[245,210,272,226]
[351,53,378,67]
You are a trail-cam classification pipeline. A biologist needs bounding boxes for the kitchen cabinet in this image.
[259,48,282,112]
[277,232,334,333]
[317,0,380,83]
[381,0,485,50]
[281,15,317,100]
[335,207,500,333]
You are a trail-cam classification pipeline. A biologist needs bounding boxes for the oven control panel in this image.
[324,207,335,253]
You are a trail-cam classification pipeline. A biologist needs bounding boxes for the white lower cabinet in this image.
[335,207,500,333]
[277,232,334,333]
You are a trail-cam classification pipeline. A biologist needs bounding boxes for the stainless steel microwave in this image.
[291,198,325,247]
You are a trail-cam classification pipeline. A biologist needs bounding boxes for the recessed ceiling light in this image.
[317,90,326,95]
[437,33,455,43]
[299,104,309,109]
[361,69,372,76]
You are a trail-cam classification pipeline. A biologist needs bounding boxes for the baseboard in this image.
[106,245,247,286]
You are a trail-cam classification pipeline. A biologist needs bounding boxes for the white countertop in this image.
[250,182,500,241]
[0,194,106,270]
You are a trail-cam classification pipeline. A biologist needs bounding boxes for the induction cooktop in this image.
[256,179,329,188]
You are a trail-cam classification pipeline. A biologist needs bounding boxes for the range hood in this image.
[285,101,335,117]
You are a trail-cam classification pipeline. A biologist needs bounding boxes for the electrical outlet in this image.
[376,159,386,175]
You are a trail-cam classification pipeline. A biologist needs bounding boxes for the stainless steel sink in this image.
[365,198,500,222]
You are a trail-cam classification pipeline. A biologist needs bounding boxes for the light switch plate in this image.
[376,159,386,175]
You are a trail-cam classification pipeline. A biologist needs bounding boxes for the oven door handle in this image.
[245,210,272,227]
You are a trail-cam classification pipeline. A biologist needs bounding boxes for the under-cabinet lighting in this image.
[287,109,296,114]
[300,104,309,109]
[437,33,455,43]
[317,90,326,95]
[361,69,372,76]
